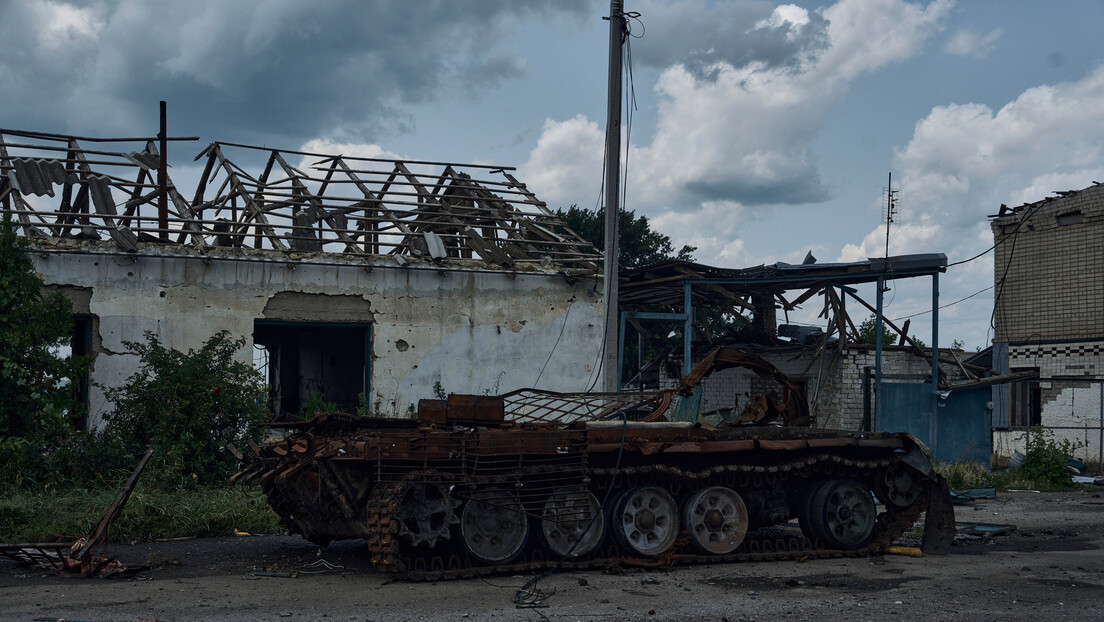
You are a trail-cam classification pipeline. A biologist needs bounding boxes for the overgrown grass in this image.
[937,427,1087,492]
[0,486,281,543]
[936,460,1085,492]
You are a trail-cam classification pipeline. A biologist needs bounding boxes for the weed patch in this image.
[0,486,280,543]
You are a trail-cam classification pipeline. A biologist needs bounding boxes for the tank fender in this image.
[921,474,955,555]
[897,444,938,481]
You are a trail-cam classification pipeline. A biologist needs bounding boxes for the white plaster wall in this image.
[993,382,1104,468]
[31,246,603,427]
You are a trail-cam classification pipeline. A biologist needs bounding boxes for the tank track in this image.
[365,452,928,581]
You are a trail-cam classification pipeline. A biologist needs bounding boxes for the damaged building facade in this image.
[1,129,603,427]
[990,182,1104,466]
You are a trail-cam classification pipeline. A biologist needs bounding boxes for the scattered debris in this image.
[885,546,923,557]
[0,449,154,578]
[1072,475,1104,485]
[295,559,345,574]
[956,522,1017,538]
[950,488,997,503]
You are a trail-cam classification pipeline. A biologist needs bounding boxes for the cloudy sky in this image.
[3,0,1103,350]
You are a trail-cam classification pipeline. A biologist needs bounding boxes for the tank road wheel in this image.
[807,479,876,550]
[396,483,460,548]
[795,481,823,542]
[611,486,680,557]
[539,487,605,557]
[682,486,749,555]
[874,461,923,509]
[460,488,529,565]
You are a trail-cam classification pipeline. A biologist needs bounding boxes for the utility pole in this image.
[602,0,624,393]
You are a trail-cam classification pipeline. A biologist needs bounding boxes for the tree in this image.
[0,213,84,440]
[557,205,696,269]
[856,314,897,346]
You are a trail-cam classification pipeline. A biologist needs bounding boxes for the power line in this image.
[891,285,994,322]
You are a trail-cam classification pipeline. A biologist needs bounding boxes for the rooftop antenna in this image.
[884,171,898,263]
[881,172,899,291]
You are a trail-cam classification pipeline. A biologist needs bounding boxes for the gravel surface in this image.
[2,490,1103,621]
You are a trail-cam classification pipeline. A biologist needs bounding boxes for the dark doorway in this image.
[253,322,370,418]
[70,315,92,429]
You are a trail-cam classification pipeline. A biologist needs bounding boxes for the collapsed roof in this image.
[0,129,601,273]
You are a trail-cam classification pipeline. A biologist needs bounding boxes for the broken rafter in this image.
[208,144,287,251]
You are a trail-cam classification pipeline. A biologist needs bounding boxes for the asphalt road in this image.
[2,490,1103,621]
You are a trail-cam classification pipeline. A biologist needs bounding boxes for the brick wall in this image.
[991,183,1104,343]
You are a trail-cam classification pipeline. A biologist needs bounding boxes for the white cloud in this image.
[517,115,604,208]
[298,139,402,161]
[754,4,811,34]
[837,64,1104,348]
[944,28,1002,58]
[522,0,951,267]
[32,0,105,50]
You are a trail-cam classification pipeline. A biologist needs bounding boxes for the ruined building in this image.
[1,129,603,426]
[990,181,1104,465]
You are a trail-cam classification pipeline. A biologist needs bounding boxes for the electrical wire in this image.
[890,285,994,322]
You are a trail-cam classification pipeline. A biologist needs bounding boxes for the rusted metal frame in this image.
[209,145,287,250]
[72,448,153,570]
[315,458,359,518]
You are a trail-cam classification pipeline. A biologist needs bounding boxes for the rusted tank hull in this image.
[237,408,951,579]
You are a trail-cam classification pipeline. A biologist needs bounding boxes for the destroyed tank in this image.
[235,347,954,580]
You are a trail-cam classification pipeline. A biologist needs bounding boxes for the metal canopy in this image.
[619,254,947,307]
[617,254,948,433]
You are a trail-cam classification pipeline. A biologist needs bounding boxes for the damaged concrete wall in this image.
[994,381,1104,467]
[31,243,603,428]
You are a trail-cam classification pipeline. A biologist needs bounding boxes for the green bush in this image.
[101,330,270,489]
[1020,427,1081,490]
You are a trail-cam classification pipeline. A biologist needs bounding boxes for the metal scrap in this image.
[0,449,153,578]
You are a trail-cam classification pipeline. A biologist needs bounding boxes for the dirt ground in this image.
[2,490,1103,622]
